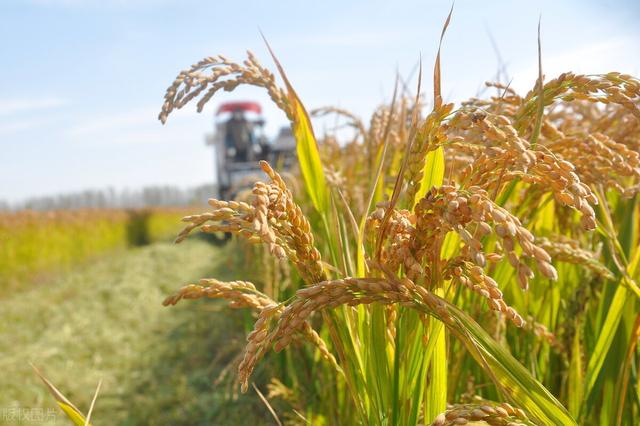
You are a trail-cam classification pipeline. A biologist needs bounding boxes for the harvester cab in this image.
[206,101,296,200]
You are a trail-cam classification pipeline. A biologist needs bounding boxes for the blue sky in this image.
[1,0,639,203]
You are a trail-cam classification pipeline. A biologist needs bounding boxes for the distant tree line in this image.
[1,184,218,211]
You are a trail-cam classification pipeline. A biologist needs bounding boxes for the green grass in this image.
[0,239,271,425]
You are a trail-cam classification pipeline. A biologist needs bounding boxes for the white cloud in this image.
[28,0,171,8]
[74,122,199,146]
[68,107,160,137]
[288,29,423,49]
[0,116,57,136]
[510,36,640,92]
[0,97,69,116]
[66,105,212,147]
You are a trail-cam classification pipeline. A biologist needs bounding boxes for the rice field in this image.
[154,25,640,426]
[8,13,640,426]
[0,207,197,293]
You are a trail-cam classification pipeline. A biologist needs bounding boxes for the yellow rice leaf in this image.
[32,364,91,426]
[289,95,329,215]
[263,36,329,216]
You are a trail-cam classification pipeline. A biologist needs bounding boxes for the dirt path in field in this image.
[0,239,271,425]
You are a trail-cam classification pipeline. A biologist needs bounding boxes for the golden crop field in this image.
[0,207,196,291]
[152,29,640,426]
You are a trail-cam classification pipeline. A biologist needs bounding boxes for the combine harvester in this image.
[204,101,296,242]
[206,101,296,200]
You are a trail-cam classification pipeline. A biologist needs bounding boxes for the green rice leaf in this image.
[614,315,640,426]
[414,145,445,208]
[424,301,577,425]
[423,315,447,424]
[567,325,584,418]
[583,246,640,414]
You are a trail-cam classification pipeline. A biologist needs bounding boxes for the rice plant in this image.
[159,19,640,425]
